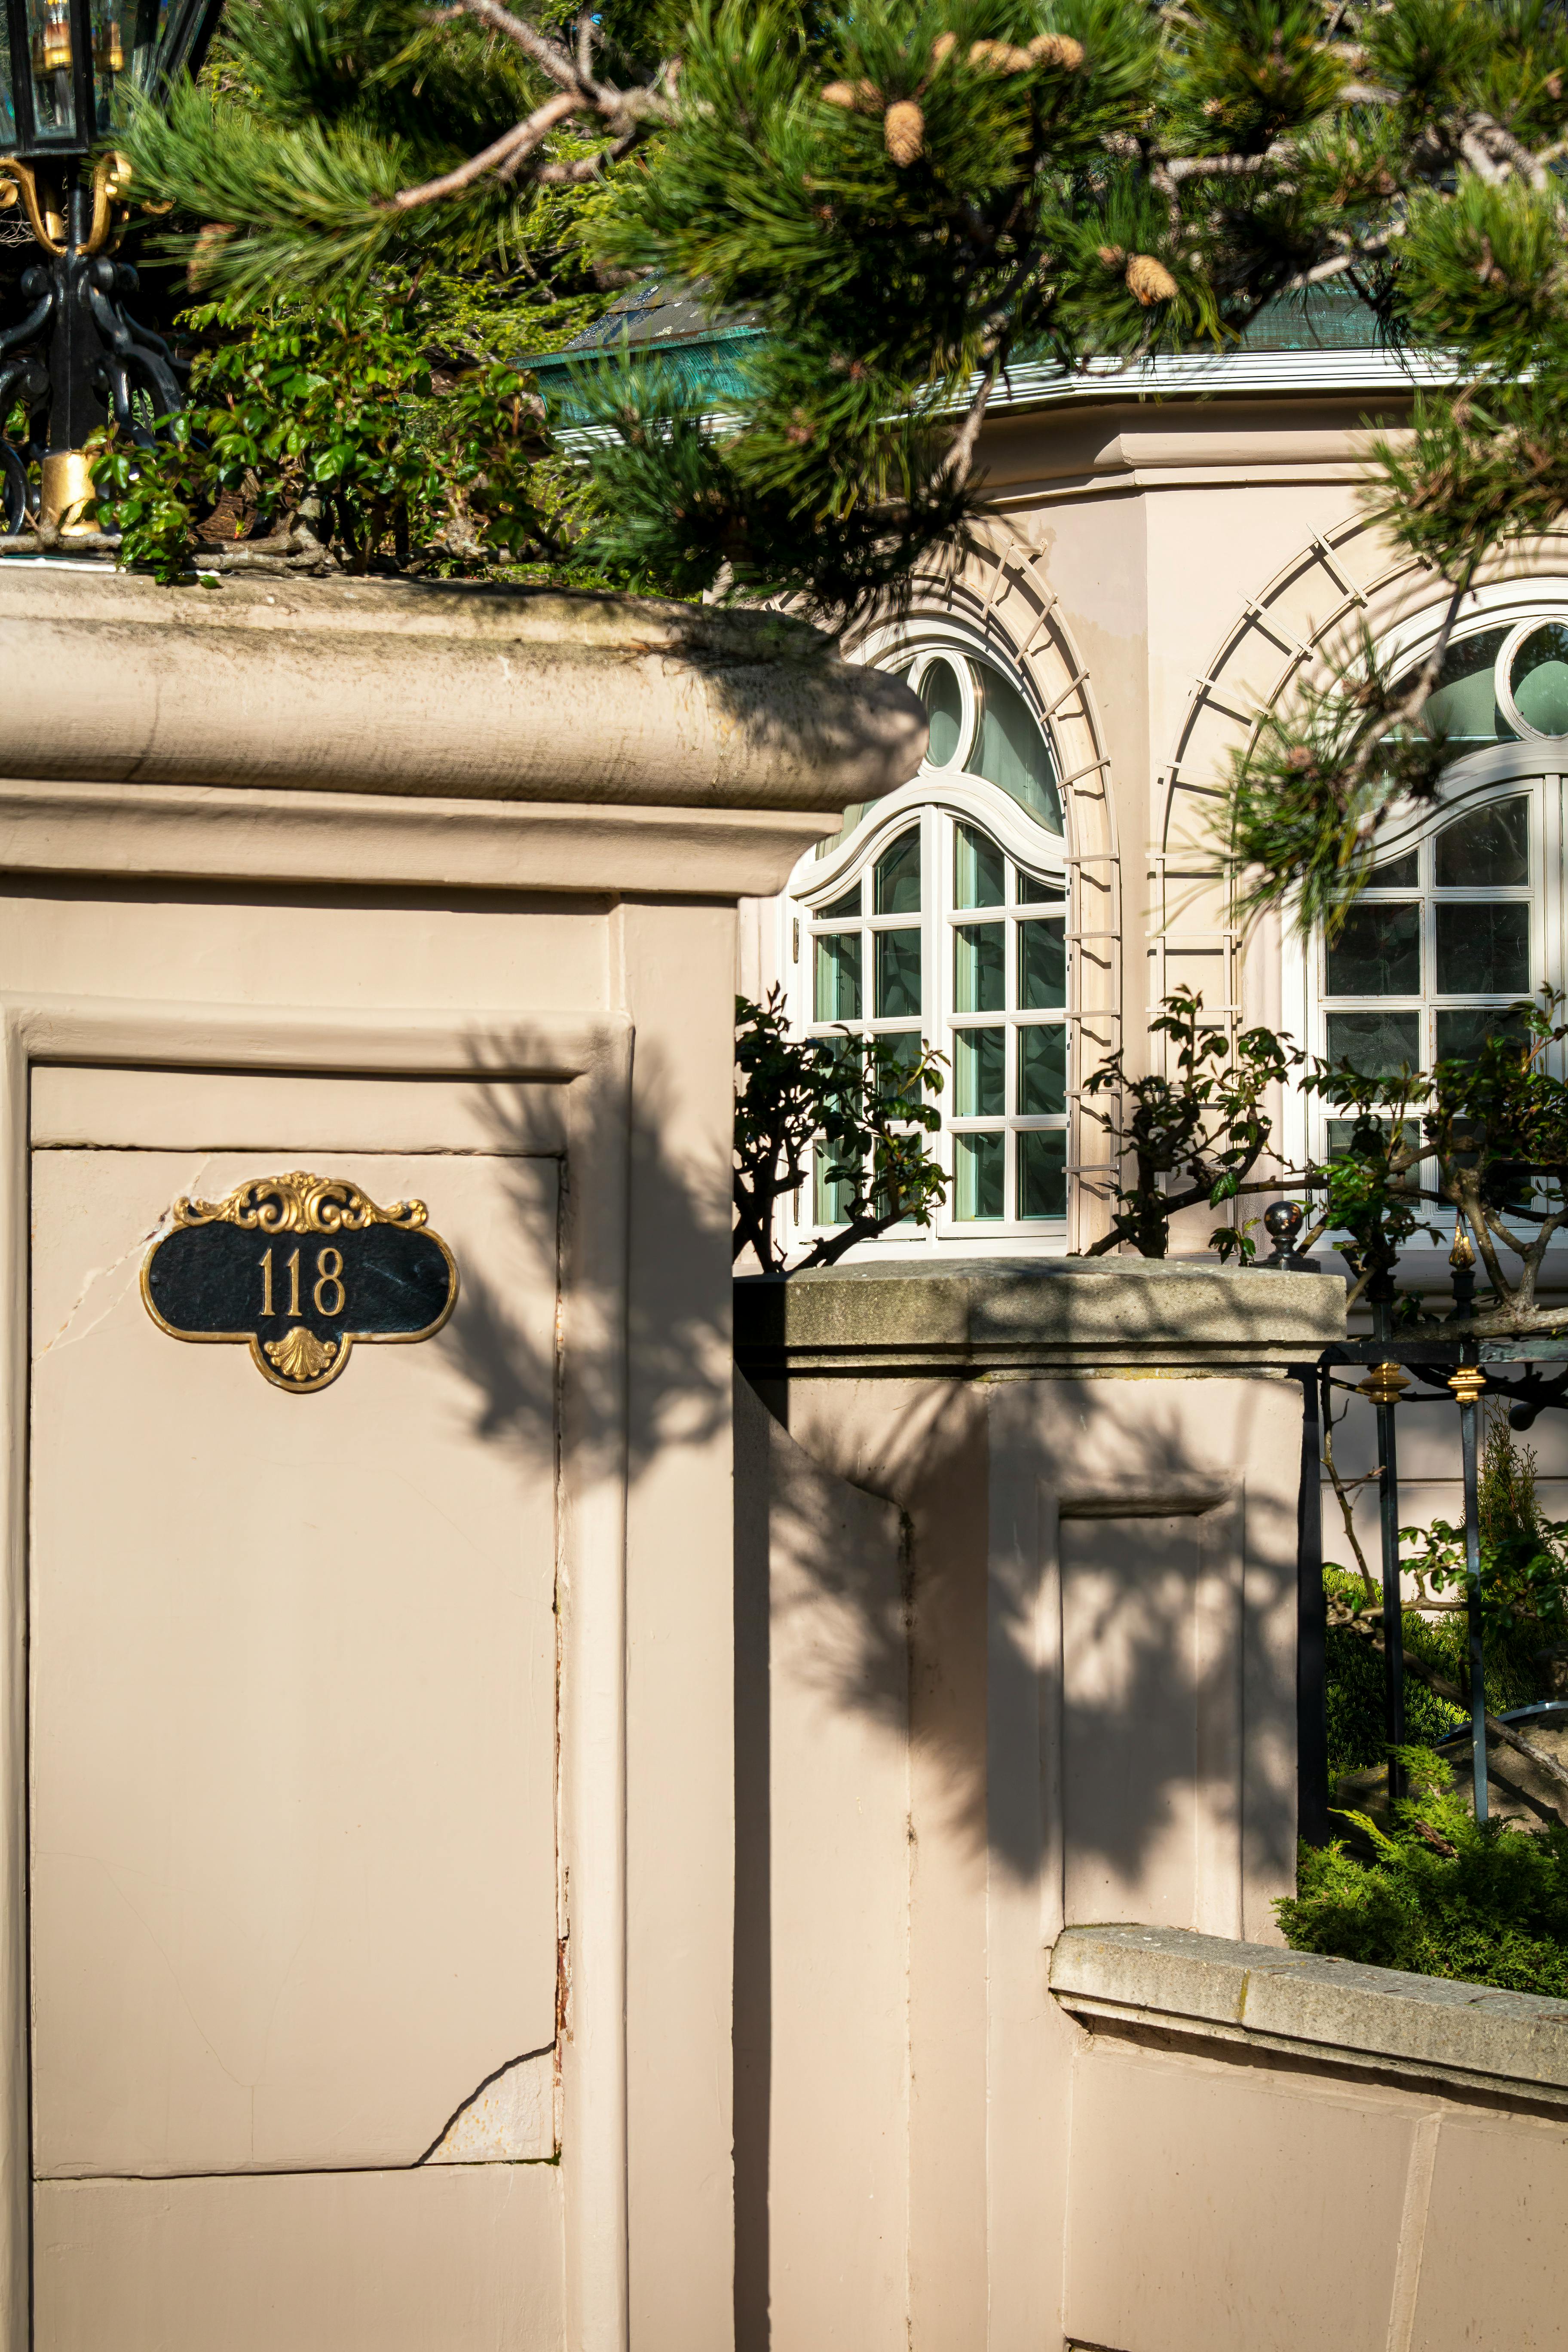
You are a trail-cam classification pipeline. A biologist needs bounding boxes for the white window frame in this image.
[786,784,1070,1258]
[1281,760,1567,1248]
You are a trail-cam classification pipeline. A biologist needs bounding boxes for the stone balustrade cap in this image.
[0,568,926,813]
[1051,1921,1568,2105]
[735,1255,1346,1378]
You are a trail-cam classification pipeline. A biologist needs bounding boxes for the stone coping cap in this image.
[0,570,926,812]
[735,1256,1345,1376]
[1051,1922,1568,2102]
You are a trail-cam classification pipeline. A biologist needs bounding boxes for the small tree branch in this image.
[392,90,579,208]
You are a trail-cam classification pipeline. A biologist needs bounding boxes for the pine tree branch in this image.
[936,353,999,490]
[392,91,579,209]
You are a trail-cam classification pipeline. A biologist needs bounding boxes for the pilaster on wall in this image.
[844,525,1123,1250]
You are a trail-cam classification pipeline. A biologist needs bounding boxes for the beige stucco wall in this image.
[740,1261,1568,2352]
[0,573,923,2352]
[735,1258,1344,2352]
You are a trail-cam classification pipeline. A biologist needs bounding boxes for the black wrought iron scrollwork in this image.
[0,165,189,541]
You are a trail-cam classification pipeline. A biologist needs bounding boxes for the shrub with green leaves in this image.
[1279,1746,1568,1998]
[87,283,567,582]
[734,989,948,1271]
[1324,1406,1568,1778]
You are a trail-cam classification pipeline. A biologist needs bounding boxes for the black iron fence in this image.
[1290,1307,1568,1843]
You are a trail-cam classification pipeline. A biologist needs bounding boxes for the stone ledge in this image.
[1050,1922,1568,2106]
[0,571,925,813]
[735,1257,1345,1379]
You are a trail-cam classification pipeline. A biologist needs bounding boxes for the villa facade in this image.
[673,316,1568,1270]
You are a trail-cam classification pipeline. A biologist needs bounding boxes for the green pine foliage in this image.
[96,0,1568,625]
[1325,1405,1568,1779]
[1279,1746,1568,1997]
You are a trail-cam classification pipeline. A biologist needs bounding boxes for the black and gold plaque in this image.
[141,1171,458,1394]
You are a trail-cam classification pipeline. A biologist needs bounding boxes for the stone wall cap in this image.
[1051,1921,1568,2102]
[735,1256,1345,1377]
[0,569,927,813]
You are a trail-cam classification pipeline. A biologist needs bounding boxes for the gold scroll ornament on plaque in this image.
[141,1171,459,1394]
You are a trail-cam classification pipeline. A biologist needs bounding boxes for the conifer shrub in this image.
[1279,1748,1568,1999]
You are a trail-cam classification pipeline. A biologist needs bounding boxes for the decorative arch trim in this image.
[836,524,1122,1246]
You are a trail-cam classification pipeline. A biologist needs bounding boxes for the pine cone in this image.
[884,99,925,166]
[822,79,882,110]
[969,37,1030,70]
[1125,253,1179,306]
[1027,31,1084,68]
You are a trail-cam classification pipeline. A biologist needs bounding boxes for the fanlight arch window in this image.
[1404,616,1568,769]
[790,633,1070,1248]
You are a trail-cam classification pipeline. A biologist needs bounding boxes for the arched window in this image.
[1292,591,1568,1172]
[787,631,1070,1250]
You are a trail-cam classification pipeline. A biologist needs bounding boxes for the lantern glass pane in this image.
[91,0,126,124]
[0,7,18,151]
[127,0,165,93]
[24,0,79,141]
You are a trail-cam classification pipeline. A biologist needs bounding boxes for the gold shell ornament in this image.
[142,1172,458,1395]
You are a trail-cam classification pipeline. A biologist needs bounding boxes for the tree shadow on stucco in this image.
[426,1035,732,1494]
[732,1338,1306,2352]
[736,1295,1305,1895]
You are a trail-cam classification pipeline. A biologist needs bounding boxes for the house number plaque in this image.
[141,1172,459,1395]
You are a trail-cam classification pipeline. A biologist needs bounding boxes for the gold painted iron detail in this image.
[1360,1360,1411,1408]
[1449,1364,1487,1408]
[142,1169,457,1395]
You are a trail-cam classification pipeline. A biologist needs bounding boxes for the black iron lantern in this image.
[0,0,223,536]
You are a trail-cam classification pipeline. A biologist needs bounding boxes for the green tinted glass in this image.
[954,823,1005,908]
[1017,869,1063,904]
[1325,902,1420,997]
[820,883,860,918]
[876,927,922,1018]
[1510,625,1568,736]
[874,1031,923,1103]
[815,931,861,1021]
[972,662,1063,830]
[874,828,921,913]
[955,924,1005,1012]
[1435,1005,1530,1063]
[814,1145,857,1228]
[1418,627,1509,756]
[1020,917,1066,1009]
[1434,796,1528,888]
[1020,1024,1066,1115]
[955,1027,1005,1116]
[922,657,964,766]
[1018,1130,1066,1219]
[1325,1010,1421,1084]
[955,1131,1004,1220]
[1435,902,1529,996]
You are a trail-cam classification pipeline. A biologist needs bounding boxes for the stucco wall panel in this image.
[1063,2035,1418,2352]
[34,2164,564,2352]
